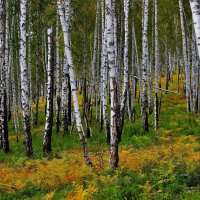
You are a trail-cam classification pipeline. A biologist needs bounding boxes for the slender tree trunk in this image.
[141,0,149,132]
[179,0,191,112]
[19,0,33,157]
[10,17,20,142]
[67,73,71,127]
[0,0,9,152]
[5,0,11,122]
[89,0,100,121]
[83,30,88,119]
[190,0,200,112]
[105,0,120,168]
[55,6,61,133]
[43,28,54,155]
[101,0,110,143]
[61,55,68,136]
[58,0,92,167]
[154,0,159,129]
[122,0,130,118]
[192,27,198,112]
[101,0,110,144]
[27,1,33,127]
[33,45,39,126]
[147,57,153,114]
[112,0,117,67]
[190,0,200,59]
[131,19,137,122]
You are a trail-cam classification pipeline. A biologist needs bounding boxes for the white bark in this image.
[111,0,117,66]
[123,0,130,93]
[155,0,159,93]
[179,0,191,112]
[0,0,9,152]
[190,0,200,59]
[105,0,119,168]
[19,0,33,156]
[56,5,61,133]
[90,0,100,116]
[27,2,33,125]
[43,28,54,155]
[141,0,149,132]
[61,54,68,135]
[5,0,10,118]
[192,27,198,112]
[10,18,20,141]
[58,0,92,166]
[101,0,110,143]
[132,18,139,103]
[154,0,159,129]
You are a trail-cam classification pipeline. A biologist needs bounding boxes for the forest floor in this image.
[1,73,200,200]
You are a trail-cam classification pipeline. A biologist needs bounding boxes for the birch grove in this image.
[0,0,199,170]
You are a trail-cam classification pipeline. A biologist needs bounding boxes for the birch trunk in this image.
[192,27,198,112]
[101,0,110,143]
[111,0,117,67]
[189,0,200,113]
[122,0,130,121]
[105,0,119,168]
[141,0,149,132]
[5,0,11,122]
[154,0,159,129]
[43,28,54,155]
[58,0,92,167]
[27,1,33,127]
[19,0,33,157]
[61,55,68,136]
[33,45,39,126]
[56,6,61,133]
[10,18,20,141]
[131,19,137,122]
[190,0,200,59]
[123,0,130,93]
[89,0,100,121]
[179,0,191,112]
[0,0,9,152]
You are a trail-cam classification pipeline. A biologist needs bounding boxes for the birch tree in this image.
[61,54,68,136]
[105,0,120,168]
[10,17,20,141]
[191,27,198,112]
[141,0,149,132]
[154,0,159,129]
[0,0,9,152]
[19,0,33,157]
[58,0,92,167]
[27,0,33,126]
[43,28,54,155]
[89,0,100,120]
[101,0,110,143]
[55,6,61,133]
[122,0,130,114]
[179,0,191,112]
[189,0,200,59]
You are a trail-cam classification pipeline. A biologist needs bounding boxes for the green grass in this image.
[1,78,200,199]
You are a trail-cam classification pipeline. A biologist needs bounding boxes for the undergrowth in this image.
[0,73,200,199]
